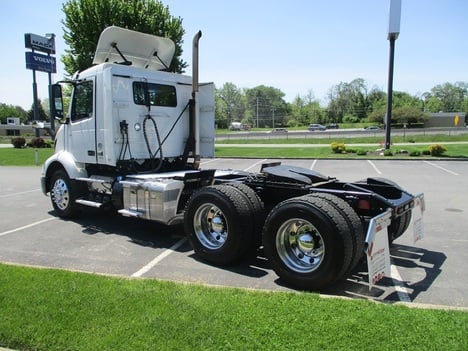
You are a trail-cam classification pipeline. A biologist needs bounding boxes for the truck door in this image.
[68,79,97,164]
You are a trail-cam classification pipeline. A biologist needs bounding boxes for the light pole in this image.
[385,0,401,150]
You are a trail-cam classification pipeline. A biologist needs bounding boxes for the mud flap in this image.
[409,193,425,244]
[364,193,425,290]
[365,209,392,290]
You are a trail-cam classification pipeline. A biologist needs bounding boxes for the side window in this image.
[133,82,177,107]
[71,80,93,122]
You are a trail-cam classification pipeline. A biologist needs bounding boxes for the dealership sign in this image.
[25,52,57,73]
[24,33,55,54]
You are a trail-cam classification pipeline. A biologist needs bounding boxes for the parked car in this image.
[326,123,339,129]
[364,126,381,130]
[308,123,326,131]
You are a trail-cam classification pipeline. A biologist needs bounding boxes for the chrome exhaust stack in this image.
[191,31,202,169]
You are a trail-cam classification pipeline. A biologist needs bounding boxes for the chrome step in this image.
[76,177,111,184]
[75,199,103,208]
[118,209,143,218]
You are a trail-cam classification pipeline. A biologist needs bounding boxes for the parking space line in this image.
[131,237,187,277]
[0,217,57,237]
[0,189,40,198]
[310,159,318,170]
[243,159,268,172]
[423,161,459,175]
[200,158,219,166]
[390,264,411,302]
[367,160,382,175]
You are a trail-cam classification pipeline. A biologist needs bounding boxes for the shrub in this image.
[383,149,393,156]
[286,119,298,128]
[330,142,346,154]
[428,144,447,156]
[422,150,431,156]
[11,137,26,148]
[409,150,421,157]
[28,137,46,148]
[44,139,54,148]
[356,149,367,156]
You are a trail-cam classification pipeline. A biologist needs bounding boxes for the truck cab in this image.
[49,26,214,180]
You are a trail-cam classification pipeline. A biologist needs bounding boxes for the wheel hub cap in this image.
[277,219,325,273]
[193,204,228,250]
[52,179,69,210]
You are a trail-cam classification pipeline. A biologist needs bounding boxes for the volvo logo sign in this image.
[25,52,57,73]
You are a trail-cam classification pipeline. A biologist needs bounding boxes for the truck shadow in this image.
[318,244,446,303]
[56,209,446,303]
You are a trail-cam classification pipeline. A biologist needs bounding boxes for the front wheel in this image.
[49,170,81,218]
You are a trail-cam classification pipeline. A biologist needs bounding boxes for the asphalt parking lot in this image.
[1,159,467,309]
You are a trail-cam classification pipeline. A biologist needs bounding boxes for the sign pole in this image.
[46,34,55,133]
[385,0,401,150]
[385,36,395,150]
[31,50,40,137]
[24,32,56,137]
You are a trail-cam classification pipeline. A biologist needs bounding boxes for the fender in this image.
[40,150,88,195]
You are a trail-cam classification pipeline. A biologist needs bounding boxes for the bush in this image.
[428,144,447,156]
[383,149,393,156]
[28,137,46,148]
[356,149,367,156]
[422,150,431,156]
[11,137,26,148]
[286,119,298,128]
[409,150,421,157]
[44,139,54,148]
[330,142,346,154]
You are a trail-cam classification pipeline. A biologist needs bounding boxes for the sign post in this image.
[384,0,401,150]
[25,32,56,135]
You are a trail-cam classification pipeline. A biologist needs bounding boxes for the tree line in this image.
[214,80,468,129]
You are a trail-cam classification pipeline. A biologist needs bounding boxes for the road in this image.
[216,127,468,141]
[0,159,467,309]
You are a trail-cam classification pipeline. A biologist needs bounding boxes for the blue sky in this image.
[1,0,466,110]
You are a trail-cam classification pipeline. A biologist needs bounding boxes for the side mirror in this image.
[51,84,66,123]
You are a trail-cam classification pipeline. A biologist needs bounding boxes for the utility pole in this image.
[256,97,259,128]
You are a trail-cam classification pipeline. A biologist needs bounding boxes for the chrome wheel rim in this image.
[276,218,325,273]
[193,203,228,250]
[51,178,70,211]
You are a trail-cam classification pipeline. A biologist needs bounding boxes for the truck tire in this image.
[225,183,265,249]
[307,193,365,277]
[184,185,254,265]
[49,170,82,218]
[262,195,353,290]
[388,211,411,243]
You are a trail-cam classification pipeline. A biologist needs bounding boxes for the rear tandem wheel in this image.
[184,185,257,265]
[262,195,356,290]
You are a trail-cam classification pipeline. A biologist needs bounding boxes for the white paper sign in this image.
[410,193,425,244]
[365,209,392,290]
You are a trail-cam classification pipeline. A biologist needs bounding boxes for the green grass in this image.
[215,143,468,159]
[216,133,468,145]
[0,263,466,351]
[0,141,466,167]
[0,148,54,166]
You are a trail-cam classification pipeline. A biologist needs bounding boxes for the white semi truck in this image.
[41,26,423,290]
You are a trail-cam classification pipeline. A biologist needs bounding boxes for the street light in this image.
[385,0,401,150]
